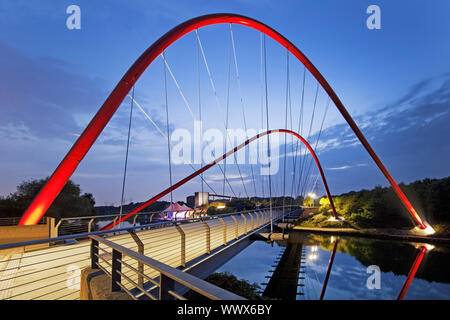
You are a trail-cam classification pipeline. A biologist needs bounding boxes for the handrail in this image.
[90,235,244,300]
[0,207,286,300]
[0,206,296,251]
[59,205,296,222]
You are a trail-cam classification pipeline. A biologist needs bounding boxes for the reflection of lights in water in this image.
[308,246,319,260]
[422,244,435,251]
[308,253,318,261]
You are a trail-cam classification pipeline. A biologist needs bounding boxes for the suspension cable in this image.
[291,67,306,202]
[197,29,204,195]
[263,34,273,231]
[126,94,218,195]
[259,33,265,199]
[282,50,290,220]
[303,98,330,196]
[230,24,258,198]
[300,92,328,197]
[297,82,319,197]
[195,28,249,199]
[162,49,237,198]
[223,32,231,196]
[163,51,174,204]
[119,86,134,227]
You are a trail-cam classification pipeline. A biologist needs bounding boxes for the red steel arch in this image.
[19,13,427,229]
[101,129,338,230]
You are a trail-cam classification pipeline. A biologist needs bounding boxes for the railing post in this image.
[248,212,254,230]
[159,273,175,300]
[241,213,247,234]
[133,214,138,226]
[174,223,186,267]
[112,217,118,235]
[231,215,239,239]
[128,230,144,287]
[254,211,260,227]
[90,238,99,269]
[88,218,94,233]
[218,217,227,246]
[55,219,62,237]
[111,249,122,292]
[201,219,210,254]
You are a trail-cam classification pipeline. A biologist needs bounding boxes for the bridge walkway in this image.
[0,208,285,300]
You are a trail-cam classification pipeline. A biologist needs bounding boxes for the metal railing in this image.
[0,206,297,300]
[55,209,208,236]
[0,216,48,226]
[90,235,244,300]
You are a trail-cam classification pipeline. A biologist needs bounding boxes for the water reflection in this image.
[319,237,339,300]
[216,232,450,300]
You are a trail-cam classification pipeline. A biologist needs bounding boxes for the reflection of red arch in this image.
[101,129,338,230]
[19,13,426,229]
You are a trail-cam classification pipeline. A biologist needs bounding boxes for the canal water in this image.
[216,232,450,300]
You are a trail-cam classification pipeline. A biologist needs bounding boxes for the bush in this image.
[183,272,262,300]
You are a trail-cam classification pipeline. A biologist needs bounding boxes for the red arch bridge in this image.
[0,13,435,301]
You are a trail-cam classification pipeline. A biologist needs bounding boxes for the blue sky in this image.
[0,1,449,206]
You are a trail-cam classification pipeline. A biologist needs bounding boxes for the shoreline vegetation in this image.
[295,176,450,239]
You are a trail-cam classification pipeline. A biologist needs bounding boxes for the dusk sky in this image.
[0,0,449,206]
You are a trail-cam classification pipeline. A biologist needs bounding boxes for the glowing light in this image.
[308,253,318,261]
[413,222,435,235]
[422,222,436,235]
[328,216,344,222]
[216,205,226,209]
[307,192,318,199]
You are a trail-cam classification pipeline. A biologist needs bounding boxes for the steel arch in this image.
[101,129,338,230]
[19,13,427,229]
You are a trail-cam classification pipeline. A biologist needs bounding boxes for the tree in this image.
[183,272,262,300]
[0,178,95,220]
[303,195,314,207]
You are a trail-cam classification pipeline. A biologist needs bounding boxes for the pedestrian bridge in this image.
[0,207,290,300]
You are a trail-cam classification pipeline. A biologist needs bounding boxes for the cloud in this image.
[0,41,110,141]
[327,165,351,171]
[309,72,450,194]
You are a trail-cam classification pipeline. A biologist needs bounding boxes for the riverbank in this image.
[289,225,450,244]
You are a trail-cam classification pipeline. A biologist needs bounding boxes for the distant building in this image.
[195,192,209,208]
[186,195,195,208]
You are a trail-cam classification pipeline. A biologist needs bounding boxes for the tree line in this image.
[317,176,450,228]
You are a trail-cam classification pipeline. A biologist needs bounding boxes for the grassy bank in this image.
[295,176,450,238]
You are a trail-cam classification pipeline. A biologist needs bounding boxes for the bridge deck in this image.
[0,209,282,300]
